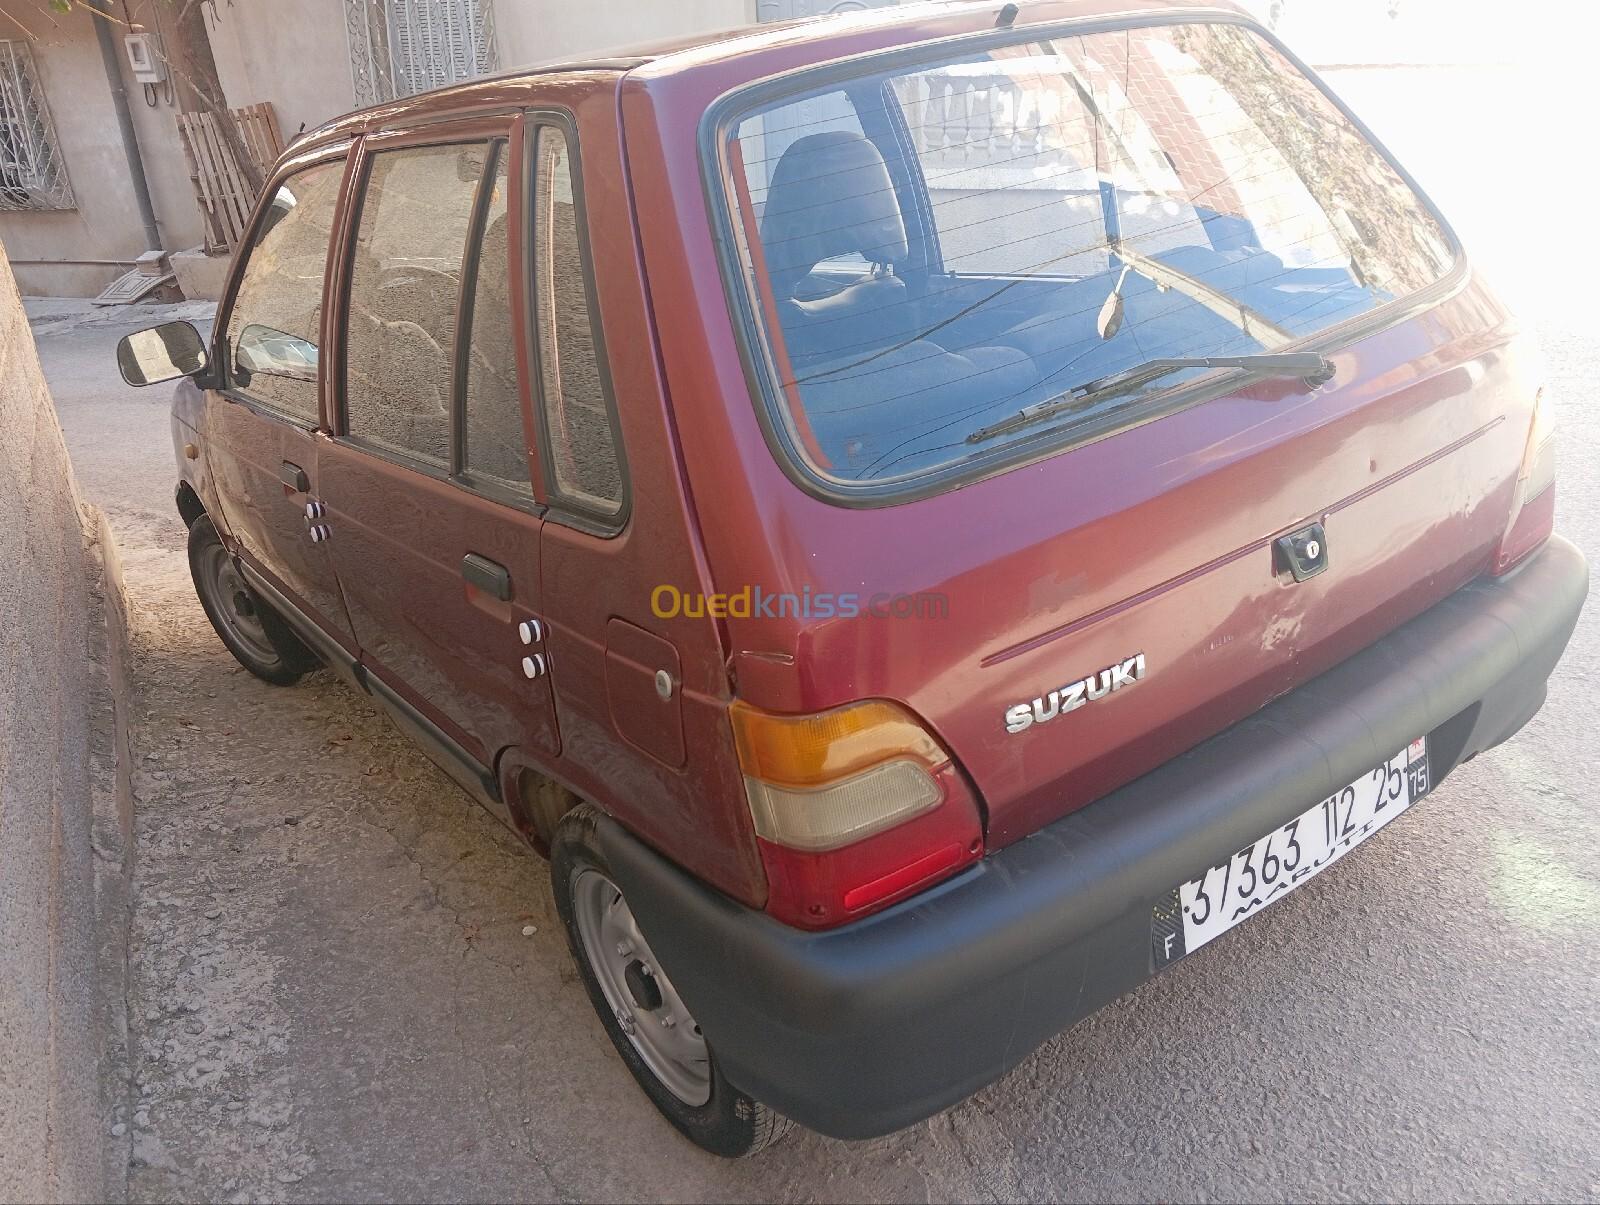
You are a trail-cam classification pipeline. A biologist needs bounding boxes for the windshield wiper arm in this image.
[1074,353,1335,400]
[966,353,1335,444]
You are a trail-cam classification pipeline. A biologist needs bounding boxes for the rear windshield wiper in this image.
[966,353,1335,444]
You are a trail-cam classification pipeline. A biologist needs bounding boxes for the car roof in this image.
[295,0,1250,149]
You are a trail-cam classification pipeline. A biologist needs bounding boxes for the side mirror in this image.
[116,320,209,387]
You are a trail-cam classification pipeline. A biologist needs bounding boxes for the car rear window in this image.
[712,20,1455,496]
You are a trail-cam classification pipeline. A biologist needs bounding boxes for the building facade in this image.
[0,0,888,297]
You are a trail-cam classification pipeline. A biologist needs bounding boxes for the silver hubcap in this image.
[572,869,711,1106]
[200,543,277,664]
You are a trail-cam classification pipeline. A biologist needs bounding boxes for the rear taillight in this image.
[731,699,983,928]
[1494,386,1556,574]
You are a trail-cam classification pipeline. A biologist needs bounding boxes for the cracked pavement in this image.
[30,61,1600,1203]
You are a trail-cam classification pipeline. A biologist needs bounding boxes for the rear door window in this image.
[343,141,488,469]
[714,21,1455,495]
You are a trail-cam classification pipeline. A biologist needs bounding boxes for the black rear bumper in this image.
[600,536,1588,1139]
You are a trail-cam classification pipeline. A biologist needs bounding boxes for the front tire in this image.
[187,513,317,686]
[551,805,791,1157]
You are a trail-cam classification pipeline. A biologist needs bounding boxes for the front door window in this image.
[224,159,345,424]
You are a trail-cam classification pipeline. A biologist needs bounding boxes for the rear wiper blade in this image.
[966,353,1335,444]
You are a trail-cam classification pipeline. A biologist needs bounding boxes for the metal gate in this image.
[344,0,500,107]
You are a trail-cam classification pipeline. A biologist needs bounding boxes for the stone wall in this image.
[0,246,129,1203]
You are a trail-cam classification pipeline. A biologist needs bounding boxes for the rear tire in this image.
[187,513,317,686]
[551,804,792,1157]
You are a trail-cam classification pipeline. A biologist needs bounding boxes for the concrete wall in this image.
[0,0,769,298]
[203,0,760,159]
[0,247,127,1202]
[202,0,357,146]
[496,0,757,69]
[0,3,204,297]
[0,0,358,299]
[205,0,761,140]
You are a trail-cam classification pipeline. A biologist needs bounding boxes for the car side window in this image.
[530,124,624,518]
[224,158,345,424]
[343,141,488,469]
[462,144,530,489]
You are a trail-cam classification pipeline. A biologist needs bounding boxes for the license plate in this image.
[1152,737,1430,969]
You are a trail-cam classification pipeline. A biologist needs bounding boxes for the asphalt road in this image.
[34,63,1600,1203]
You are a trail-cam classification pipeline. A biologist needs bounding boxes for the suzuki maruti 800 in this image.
[117,0,1588,1156]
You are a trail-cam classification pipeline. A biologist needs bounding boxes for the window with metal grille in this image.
[0,41,73,211]
[344,0,499,107]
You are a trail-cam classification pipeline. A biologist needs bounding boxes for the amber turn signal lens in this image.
[729,699,947,789]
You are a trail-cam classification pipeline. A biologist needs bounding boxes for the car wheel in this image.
[187,513,317,686]
[551,804,792,1157]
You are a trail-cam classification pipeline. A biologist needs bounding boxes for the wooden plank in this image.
[186,116,227,225]
[235,106,264,167]
[175,114,211,251]
[252,105,280,163]
[206,117,253,247]
[188,115,223,210]
[180,114,219,250]
[178,115,214,213]
[199,115,244,244]
[261,107,285,159]
[255,104,284,164]
[177,111,231,251]
[196,114,249,248]
[244,113,263,166]
[176,102,284,254]
[230,102,283,175]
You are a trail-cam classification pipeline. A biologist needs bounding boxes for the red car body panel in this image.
[141,0,1589,1144]
[182,0,1543,904]
[617,5,1535,850]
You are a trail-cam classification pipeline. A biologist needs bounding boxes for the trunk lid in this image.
[901,284,1531,845]
[724,281,1532,847]
[676,14,1536,848]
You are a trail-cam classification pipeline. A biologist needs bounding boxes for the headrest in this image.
[759,131,909,300]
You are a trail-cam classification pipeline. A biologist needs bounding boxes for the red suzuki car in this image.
[117,0,1586,1157]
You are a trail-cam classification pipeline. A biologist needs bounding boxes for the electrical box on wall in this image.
[124,31,166,85]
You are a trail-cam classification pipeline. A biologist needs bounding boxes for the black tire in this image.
[187,513,318,686]
[551,805,792,1157]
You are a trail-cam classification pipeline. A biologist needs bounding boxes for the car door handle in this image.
[280,461,309,492]
[461,553,512,601]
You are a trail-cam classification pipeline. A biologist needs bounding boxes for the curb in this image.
[82,503,134,1204]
